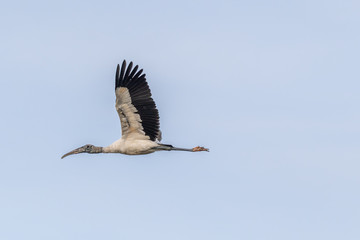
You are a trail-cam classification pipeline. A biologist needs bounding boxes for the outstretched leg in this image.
[154,144,209,152]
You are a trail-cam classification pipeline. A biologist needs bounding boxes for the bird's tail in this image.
[154,144,209,152]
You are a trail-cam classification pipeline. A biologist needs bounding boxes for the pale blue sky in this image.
[1,0,359,239]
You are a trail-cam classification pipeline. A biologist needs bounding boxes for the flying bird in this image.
[62,60,209,159]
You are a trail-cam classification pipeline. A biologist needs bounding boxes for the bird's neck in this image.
[91,146,103,154]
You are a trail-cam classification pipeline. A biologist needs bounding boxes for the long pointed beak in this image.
[61,146,85,159]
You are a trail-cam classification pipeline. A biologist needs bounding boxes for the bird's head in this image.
[61,144,102,159]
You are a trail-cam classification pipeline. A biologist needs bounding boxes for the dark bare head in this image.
[61,144,103,159]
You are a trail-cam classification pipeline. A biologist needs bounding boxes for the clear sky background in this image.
[0,0,359,239]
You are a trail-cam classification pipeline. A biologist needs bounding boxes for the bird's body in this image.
[62,60,208,159]
[103,138,158,155]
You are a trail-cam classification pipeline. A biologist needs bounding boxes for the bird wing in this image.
[115,60,161,141]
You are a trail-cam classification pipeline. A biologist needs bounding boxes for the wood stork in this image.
[62,60,209,159]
